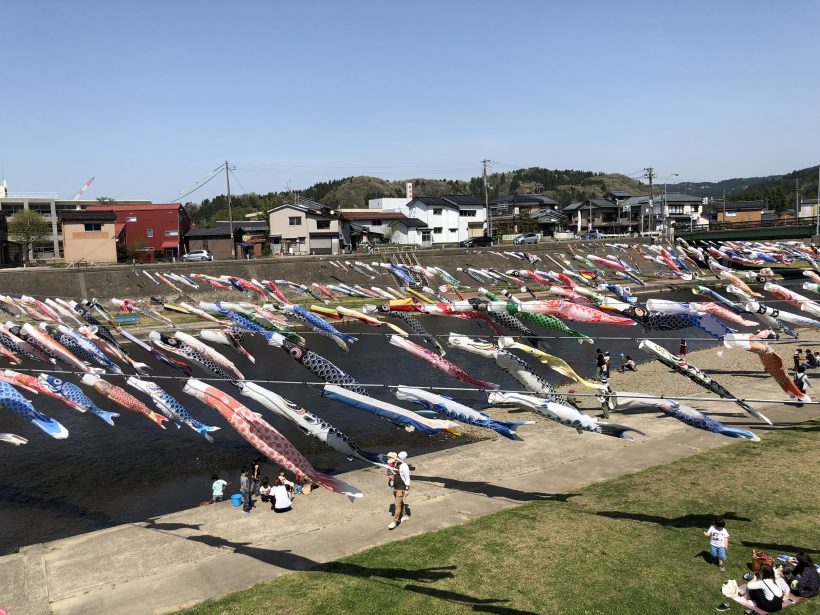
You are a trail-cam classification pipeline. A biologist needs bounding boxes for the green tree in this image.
[8,210,51,261]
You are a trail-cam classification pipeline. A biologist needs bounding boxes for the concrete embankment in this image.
[0,240,661,301]
[0,335,815,615]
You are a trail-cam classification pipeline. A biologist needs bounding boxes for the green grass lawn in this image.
[178,421,820,615]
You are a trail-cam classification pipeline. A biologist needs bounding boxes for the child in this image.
[624,356,637,372]
[240,466,251,513]
[259,477,272,502]
[211,473,228,503]
[277,469,295,496]
[704,517,730,571]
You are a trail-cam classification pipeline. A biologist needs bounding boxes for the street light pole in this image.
[663,173,679,241]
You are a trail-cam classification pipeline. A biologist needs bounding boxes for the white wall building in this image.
[367,194,486,246]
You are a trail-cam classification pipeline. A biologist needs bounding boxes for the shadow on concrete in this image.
[404,585,540,614]
[413,475,581,502]
[319,562,457,582]
[740,540,819,554]
[142,519,203,532]
[595,510,751,528]
[184,534,319,570]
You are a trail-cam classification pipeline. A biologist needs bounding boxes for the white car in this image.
[512,233,539,245]
[182,250,214,262]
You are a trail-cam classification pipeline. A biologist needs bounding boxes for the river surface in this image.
[0,287,780,552]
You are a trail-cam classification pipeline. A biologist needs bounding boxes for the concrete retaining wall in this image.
[0,239,658,302]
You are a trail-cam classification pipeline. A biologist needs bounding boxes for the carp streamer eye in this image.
[289,346,304,360]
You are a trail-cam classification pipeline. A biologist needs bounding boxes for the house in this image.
[267,198,341,255]
[339,210,428,247]
[440,195,486,239]
[185,221,268,260]
[798,198,820,219]
[616,193,708,233]
[491,194,563,235]
[85,203,191,260]
[58,210,119,264]
[714,200,767,223]
[563,199,622,234]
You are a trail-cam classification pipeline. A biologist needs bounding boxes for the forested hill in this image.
[187,165,820,226]
[188,168,647,226]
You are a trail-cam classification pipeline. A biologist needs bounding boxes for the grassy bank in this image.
[177,420,819,615]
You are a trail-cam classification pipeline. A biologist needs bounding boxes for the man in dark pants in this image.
[240,466,252,513]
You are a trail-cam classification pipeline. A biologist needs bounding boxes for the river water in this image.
[0,287,764,552]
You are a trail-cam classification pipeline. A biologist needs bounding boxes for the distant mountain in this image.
[186,165,819,225]
[668,176,776,199]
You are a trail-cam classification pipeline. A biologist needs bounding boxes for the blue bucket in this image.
[230,494,242,507]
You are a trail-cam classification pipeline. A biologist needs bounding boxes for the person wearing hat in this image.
[388,451,411,530]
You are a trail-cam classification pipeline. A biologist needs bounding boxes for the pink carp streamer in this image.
[80,374,168,428]
[522,300,636,326]
[723,333,809,402]
[694,302,758,327]
[389,334,500,389]
[183,379,362,500]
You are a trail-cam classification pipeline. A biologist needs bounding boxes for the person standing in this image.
[602,352,611,381]
[679,339,687,361]
[388,451,411,530]
[250,457,262,496]
[595,349,605,380]
[240,466,252,513]
[703,517,729,571]
[794,348,802,372]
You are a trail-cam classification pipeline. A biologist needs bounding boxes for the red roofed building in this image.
[86,203,190,260]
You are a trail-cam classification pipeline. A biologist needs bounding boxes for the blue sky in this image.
[2,1,818,203]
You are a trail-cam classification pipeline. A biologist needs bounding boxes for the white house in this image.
[366,194,486,246]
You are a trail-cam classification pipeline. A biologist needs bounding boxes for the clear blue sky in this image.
[2,1,818,203]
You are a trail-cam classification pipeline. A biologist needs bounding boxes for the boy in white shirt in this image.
[704,517,730,571]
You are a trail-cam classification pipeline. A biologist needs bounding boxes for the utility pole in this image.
[643,167,655,234]
[722,188,726,222]
[795,178,803,218]
[482,159,491,238]
[815,164,820,241]
[225,160,235,259]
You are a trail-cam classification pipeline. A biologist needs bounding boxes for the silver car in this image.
[182,250,214,262]
[512,233,539,245]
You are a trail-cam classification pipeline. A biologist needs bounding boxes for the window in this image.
[459,209,477,217]
[371,220,382,226]
[84,223,102,231]
[126,216,137,222]
[433,227,443,234]
[669,206,684,215]
[288,216,302,226]
[146,228,153,237]
[449,228,457,233]
[165,230,179,236]
[433,208,442,215]
[316,220,330,229]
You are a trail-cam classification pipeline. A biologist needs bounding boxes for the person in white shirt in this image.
[271,477,292,513]
[736,565,792,612]
[388,451,411,530]
[703,518,730,571]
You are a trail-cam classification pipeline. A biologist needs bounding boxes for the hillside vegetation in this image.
[187,165,820,226]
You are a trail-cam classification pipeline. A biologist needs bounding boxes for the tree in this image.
[8,210,51,261]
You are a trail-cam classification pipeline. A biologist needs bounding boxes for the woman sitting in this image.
[737,565,791,613]
[271,477,293,513]
[786,553,819,598]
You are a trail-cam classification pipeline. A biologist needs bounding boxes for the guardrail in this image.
[685,216,820,234]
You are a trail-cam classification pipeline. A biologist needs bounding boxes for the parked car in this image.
[580,231,603,240]
[182,250,214,262]
[512,233,539,245]
[459,235,493,247]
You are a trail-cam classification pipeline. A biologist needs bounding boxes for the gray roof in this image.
[185,227,231,238]
[215,220,268,231]
[605,191,633,198]
[441,195,483,207]
[663,192,702,203]
[531,208,566,222]
[493,194,559,206]
[401,218,428,228]
[563,199,616,212]
[411,197,455,208]
[58,210,117,222]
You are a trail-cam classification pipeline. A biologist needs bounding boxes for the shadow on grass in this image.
[404,584,539,614]
[413,475,581,502]
[596,510,751,528]
[740,540,819,554]
[319,562,456,582]
[693,550,714,564]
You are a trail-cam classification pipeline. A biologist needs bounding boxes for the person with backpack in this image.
[793,366,811,405]
[387,451,411,530]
